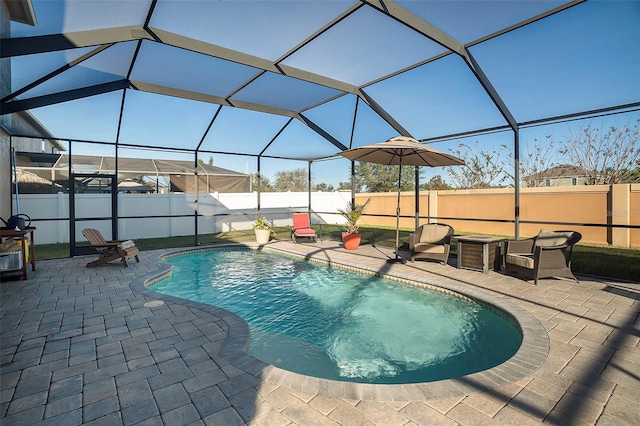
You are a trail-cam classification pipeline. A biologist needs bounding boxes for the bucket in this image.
[15,237,29,263]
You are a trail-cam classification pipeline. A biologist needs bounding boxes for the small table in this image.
[0,227,36,280]
[455,235,505,273]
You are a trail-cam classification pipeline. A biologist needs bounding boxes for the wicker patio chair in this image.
[408,223,454,264]
[505,229,581,285]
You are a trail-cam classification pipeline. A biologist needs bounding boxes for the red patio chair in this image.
[291,213,317,244]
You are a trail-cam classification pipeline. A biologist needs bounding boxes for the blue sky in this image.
[9,0,640,189]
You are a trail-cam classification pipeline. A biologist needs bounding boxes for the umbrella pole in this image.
[388,163,406,264]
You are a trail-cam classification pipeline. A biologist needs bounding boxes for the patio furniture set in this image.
[408,223,581,285]
[5,215,578,287]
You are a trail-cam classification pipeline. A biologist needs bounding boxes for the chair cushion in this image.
[419,225,449,244]
[536,229,572,247]
[294,228,315,236]
[506,253,534,269]
[413,243,445,254]
[120,240,136,249]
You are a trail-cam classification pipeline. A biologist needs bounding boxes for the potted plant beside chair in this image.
[253,217,273,244]
[338,198,370,250]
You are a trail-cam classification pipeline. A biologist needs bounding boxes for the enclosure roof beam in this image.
[1,80,131,114]
[358,89,411,137]
[366,0,518,131]
[0,26,152,58]
[297,114,348,152]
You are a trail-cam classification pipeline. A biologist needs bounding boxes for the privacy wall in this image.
[17,185,639,249]
[357,184,639,248]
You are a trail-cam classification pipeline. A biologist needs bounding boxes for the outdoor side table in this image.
[0,227,36,280]
[455,235,505,273]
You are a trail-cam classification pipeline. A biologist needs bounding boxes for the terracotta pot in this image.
[342,232,361,250]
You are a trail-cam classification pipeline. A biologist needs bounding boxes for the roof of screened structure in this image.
[2,0,639,164]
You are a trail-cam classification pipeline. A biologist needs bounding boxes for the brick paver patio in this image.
[1,240,638,425]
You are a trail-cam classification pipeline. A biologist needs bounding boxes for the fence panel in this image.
[630,184,640,247]
[14,185,638,248]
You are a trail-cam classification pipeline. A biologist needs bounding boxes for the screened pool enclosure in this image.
[1,0,639,251]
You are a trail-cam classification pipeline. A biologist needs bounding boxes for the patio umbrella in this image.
[339,136,465,263]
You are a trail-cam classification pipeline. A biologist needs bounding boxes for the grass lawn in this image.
[32,225,638,282]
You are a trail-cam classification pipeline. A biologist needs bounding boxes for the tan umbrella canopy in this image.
[339,136,465,263]
[340,136,465,167]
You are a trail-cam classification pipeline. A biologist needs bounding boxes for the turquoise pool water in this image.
[149,249,522,384]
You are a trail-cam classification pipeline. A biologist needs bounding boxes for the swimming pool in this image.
[149,248,522,384]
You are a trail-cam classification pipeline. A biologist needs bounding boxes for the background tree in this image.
[273,168,308,192]
[516,136,557,187]
[628,159,640,183]
[352,163,421,192]
[337,181,352,191]
[313,182,335,192]
[197,156,214,165]
[446,142,509,188]
[251,173,274,192]
[557,119,640,184]
[420,175,452,190]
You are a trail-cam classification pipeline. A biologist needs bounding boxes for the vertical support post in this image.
[113,146,118,240]
[414,166,420,229]
[308,161,312,216]
[514,129,520,240]
[69,141,76,254]
[194,153,199,246]
[111,176,117,241]
[57,191,65,244]
[257,156,262,217]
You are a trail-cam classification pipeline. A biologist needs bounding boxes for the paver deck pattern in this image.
[1,240,638,425]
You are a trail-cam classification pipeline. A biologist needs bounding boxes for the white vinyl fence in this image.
[16,191,352,245]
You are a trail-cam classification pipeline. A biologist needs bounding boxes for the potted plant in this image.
[253,217,273,244]
[338,198,370,250]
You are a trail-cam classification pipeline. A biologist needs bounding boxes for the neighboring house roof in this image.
[16,168,58,185]
[15,152,251,193]
[12,111,65,152]
[16,152,248,178]
[524,164,589,181]
[117,179,154,193]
